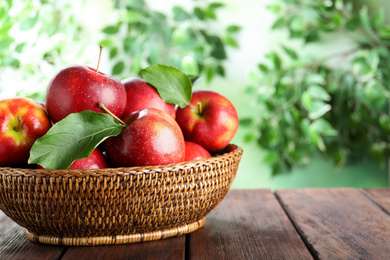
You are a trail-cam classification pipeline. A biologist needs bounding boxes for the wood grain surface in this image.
[364,188,390,214]
[2,188,390,260]
[276,188,390,260]
[62,235,185,260]
[188,189,313,260]
[0,211,66,260]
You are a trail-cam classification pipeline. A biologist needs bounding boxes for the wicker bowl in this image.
[0,144,242,246]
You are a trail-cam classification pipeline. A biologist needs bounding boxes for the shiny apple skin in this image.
[184,141,211,161]
[105,108,185,167]
[37,148,109,170]
[121,77,176,120]
[45,65,126,123]
[0,97,51,167]
[175,90,239,153]
[68,148,109,169]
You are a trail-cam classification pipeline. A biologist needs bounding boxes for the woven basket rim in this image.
[0,144,242,177]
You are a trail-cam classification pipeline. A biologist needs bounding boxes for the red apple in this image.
[175,90,239,153]
[45,65,126,123]
[184,141,211,161]
[0,97,51,167]
[37,148,109,169]
[121,77,176,119]
[69,148,110,169]
[105,108,185,167]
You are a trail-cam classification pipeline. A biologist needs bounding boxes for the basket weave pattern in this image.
[0,144,242,241]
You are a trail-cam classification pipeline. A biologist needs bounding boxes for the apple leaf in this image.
[141,64,193,108]
[188,75,201,86]
[28,111,125,169]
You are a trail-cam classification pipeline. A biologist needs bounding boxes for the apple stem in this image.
[98,102,127,126]
[96,45,104,73]
[197,102,203,115]
[14,116,22,131]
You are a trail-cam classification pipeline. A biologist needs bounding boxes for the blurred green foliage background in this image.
[0,0,389,189]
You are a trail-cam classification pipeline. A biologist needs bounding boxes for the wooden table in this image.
[1,188,390,259]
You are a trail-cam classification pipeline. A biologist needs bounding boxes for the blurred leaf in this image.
[209,2,224,10]
[194,7,205,20]
[308,101,331,120]
[112,61,125,75]
[20,17,37,31]
[359,6,372,32]
[102,24,120,34]
[0,38,12,50]
[263,151,279,164]
[173,6,190,21]
[266,52,282,70]
[371,10,384,31]
[310,119,338,136]
[345,14,361,31]
[267,4,282,13]
[307,85,331,101]
[224,36,238,48]
[187,75,201,86]
[282,45,298,59]
[239,118,253,126]
[272,17,286,29]
[305,30,320,43]
[244,132,255,143]
[306,74,326,85]
[15,43,26,53]
[124,10,142,23]
[308,126,326,151]
[226,25,241,33]
[289,16,305,33]
[205,66,215,82]
[109,47,118,59]
[99,39,113,46]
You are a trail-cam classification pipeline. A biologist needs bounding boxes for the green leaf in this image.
[0,38,12,50]
[204,66,215,82]
[28,111,125,169]
[112,61,125,75]
[173,6,191,21]
[267,4,282,13]
[187,75,201,86]
[258,64,269,73]
[305,30,320,43]
[266,52,282,70]
[359,6,372,32]
[239,118,253,126]
[307,101,332,120]
[141,64,192,108]
[124,9,142,23]
[194,7,205,20]
[289,16,305,32]
[371,10,384,31]
[209,2,224,10]
[103,24,120,34]
[310,118,338,136]
[20,17,37,31]
[307,85,331,101]
[306,74,326,85]
[99,39,113,47]
[224,36,238,48]
[308,126,326,151]
[109,47,118,59]
[226,25,241,33]
[345,14,361,31]
[282,45,298,59]
[272,17,285,29]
